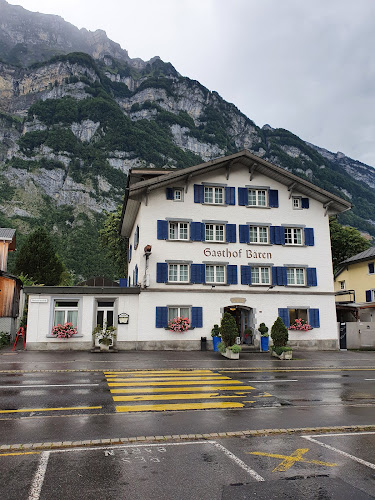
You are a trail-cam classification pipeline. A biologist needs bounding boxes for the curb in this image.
[1,425,374,454]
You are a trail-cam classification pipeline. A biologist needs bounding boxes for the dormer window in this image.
[292,197,301,209]
[174,189,183,201]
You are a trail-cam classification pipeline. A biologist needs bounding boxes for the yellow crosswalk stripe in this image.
[113,393,245,402]
[110,385,256,393]
[104,370,215,375]
[105,376,230,382]
[108,380,244,387]
[0,406,102,414]
[116,401,244,412]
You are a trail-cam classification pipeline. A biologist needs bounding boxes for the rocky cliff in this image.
[0,0,374,280]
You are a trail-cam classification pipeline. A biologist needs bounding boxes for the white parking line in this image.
[364,379,375,381]
[28,451,50,500]
[249,380,298,383]
[0,384,99,388]
[303,433,375,471]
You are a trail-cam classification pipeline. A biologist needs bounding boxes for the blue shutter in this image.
[156,263,168,283]
[306,268,317,286]
[166,188,174,200]
[309,309,320,328]
[191,264,205,284]
[119,278,127,287]
[270,226,284,245]
[238,187,248,206]
[128,276,131,287]
[156,307,168,328]
[227,265,238,284]
[366,290,372,302]
[274,267,287,285]
[194,184,204,203]
[191,307,203,328]
[302,198,309,209]
[269,189,279,208]
[190,222,204,241]
[278,308,290,328]
[369,262,374,274]
[128,244,132,262]
[134,225,139,248]
[241,265,251,285]
[134,264,138,285]
[225,187,235,205]
[272,267,277,285]
[226,224,236,243]
[157,220,168,240]
[239,225,249,243]
[304,228,315,246]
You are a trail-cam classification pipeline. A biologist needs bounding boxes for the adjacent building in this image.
[25,150,351,350]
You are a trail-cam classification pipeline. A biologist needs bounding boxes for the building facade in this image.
[26,150,351,350]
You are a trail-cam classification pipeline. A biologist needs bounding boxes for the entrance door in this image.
[95,300,115,347]
[224,306,252,344]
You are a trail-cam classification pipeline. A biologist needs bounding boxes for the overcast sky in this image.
[7,0,375,167]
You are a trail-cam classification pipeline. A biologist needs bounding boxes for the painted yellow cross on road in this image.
[247,448,337,472]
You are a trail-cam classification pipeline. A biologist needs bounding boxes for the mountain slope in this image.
[0,0,374,280]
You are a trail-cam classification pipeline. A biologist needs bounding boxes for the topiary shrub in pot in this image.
[258,322,269,352]
[218,312,241,359]
[270,317,292,359]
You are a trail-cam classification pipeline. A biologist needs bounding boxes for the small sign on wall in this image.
[118,313,129,324]
[30,298,48,303]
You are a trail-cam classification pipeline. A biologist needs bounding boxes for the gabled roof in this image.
[340,247,375,266]
[0,228,16,251]
[121,150,352,237]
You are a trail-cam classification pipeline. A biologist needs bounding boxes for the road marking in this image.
[108,380,245,387]
[116,401,244,412]
[248,380,298,383]
[214,442,264,481]
[254,393,273,398]
[365,379,375,381]
[0,384,100,388]
[113,393,244,402]
[303,434,375,470]
[0,406,102,414]
[106,376,231,382]
[247,448,337,472]
[0,451,41,457]
[105,370,215,375]
[110,385,256,393]
[28,451,49,500]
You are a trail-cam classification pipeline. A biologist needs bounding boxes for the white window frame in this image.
[174,189,184,202]
[287,267,306,286]
[340,280,346,290]
[205,264,226,284]
[284,227,303,245]
[250,266,271,285]
[168,306,191,322]
[168,263,189,283]
[204,186,224,205]
[248,188,267,207]
[205,223,225,242]
[53,300,79,328]
[292,197,302,209]
[168,221,189,241]
[249,225,269,244]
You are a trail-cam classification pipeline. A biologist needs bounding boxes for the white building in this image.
[25,150,351,350]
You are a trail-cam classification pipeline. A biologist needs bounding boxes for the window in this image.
[251,266,271,285]
[54,300,78,327]
[204,186,224,205]
[292,197,301,209]
[206,264,226,284]
[174,189,183,201]
[168,306,190,322]
[284,227,303,245]
[287,267,305,286]
[369,262,375,274]
[340,280,346,290]
[205,224,225,242]
[248,189,267,207]
[169,221,189,240]
[289,308,308,324]
[249,226,269,244]
[168,264,189,283]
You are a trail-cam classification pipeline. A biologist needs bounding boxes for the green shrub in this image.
[211,324,221,337]
[220,312,238,347]
[271,346,293,356]
[258,322,269,337]
[271,317,288,347]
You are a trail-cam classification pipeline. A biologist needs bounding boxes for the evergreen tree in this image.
[220,312,238,347]
[271,317,289,348]
[330,218,371,272]
[99,205,127,278]
[15,228,64,285]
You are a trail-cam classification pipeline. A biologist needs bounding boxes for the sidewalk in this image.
[0,346,374,371]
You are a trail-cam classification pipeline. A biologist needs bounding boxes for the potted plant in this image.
[218,312,241,359]
[258,322,269,351]
[243,328,253,345]
[92,323,117,351]
[52,322,78,338]
[211,324,221,351]
[270,317,292,359]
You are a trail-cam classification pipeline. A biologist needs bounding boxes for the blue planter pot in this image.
[212,336,221,352]
[261,336,269,352]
